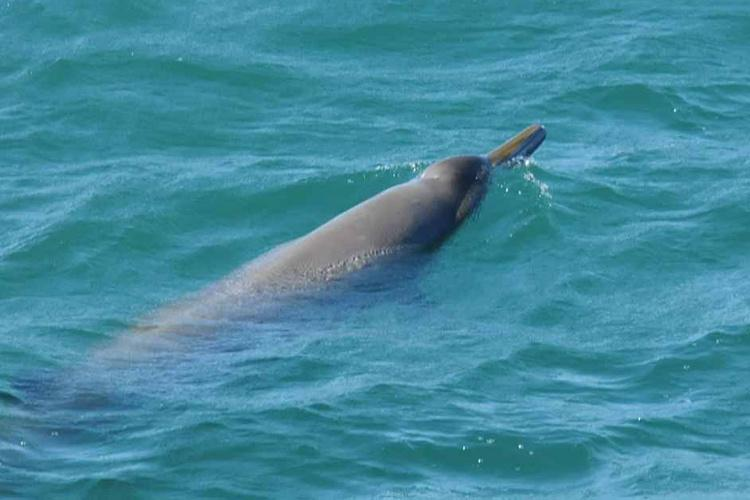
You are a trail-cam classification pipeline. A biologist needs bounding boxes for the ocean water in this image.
[2,0,750,497]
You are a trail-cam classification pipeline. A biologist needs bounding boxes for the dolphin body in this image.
[129,124,547,339]
[4,125,546,430]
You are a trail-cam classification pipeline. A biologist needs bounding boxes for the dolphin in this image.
[126,124,547,339]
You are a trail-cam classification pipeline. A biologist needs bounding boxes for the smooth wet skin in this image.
[135,124,546,333]
[236,123,547,291]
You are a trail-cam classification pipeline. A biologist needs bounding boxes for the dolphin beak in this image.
[486,123,546,167]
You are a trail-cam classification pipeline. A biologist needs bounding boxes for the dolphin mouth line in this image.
[486,124,546,167]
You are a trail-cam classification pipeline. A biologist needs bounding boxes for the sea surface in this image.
[2,1,750,498]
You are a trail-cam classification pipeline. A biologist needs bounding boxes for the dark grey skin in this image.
[120,124,547,341]
[237,155,491,286]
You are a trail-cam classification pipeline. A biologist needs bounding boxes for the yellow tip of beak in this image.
[487,123,546,167]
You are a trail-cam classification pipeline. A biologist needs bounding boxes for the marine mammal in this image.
[135,124,547,335]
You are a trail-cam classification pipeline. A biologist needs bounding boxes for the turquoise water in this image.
[2,0,750,497]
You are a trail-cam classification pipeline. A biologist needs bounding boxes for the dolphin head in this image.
[420,124,546,225]
[421,155,492,224]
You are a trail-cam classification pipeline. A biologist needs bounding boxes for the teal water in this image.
[2,1,750,497]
